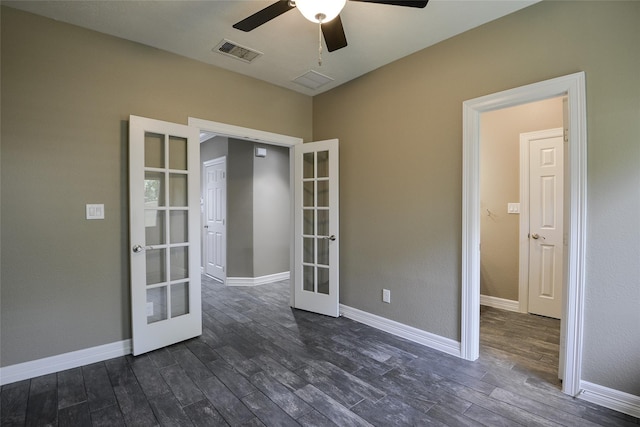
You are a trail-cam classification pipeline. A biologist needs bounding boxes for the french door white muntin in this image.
[294,139,340,317]
[129,115,202,356]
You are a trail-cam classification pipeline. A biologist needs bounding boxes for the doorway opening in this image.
[479,97,565,388]
[201,137,291,287]
[189,118,303,306]
[461,72,587,397]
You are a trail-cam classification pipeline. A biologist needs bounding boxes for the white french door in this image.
[129,115,201,356]
[294,139,340,317]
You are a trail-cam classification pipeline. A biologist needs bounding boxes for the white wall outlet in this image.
[146,302,154,316]
[507,203,520,214]
[382,289,391,304]
[86,204,105,219]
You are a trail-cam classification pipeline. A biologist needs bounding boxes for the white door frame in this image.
[518,127,564,315]
[189,117,303,305]
[461,72,587,397]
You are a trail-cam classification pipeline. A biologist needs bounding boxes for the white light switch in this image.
[507,203,520,214]
[86,204,105,220]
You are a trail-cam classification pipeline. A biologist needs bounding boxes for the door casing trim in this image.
[461,72,587,397]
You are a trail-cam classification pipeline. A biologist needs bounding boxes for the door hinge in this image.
[564,128,569,143]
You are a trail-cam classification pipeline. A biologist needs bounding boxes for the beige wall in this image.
[313,1,640,395]
[480,97,563,301]
[0,7,311,366]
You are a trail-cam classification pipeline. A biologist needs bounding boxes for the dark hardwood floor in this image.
[2,276,638,426]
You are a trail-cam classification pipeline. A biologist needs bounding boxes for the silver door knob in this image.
[531,233,544,240]
[324,235,336,241]
[132,244,153,253]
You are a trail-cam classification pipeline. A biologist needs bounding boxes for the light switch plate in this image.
[86,204,105,220]
[507,203,520,214]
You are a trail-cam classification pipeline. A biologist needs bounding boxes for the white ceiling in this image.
[4,0,539,96]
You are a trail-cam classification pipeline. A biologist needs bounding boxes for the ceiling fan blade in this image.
[349,0,429,8]
[233,1,295,32]
[322,15,348,52]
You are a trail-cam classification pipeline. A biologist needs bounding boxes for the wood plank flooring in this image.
[2,276,638,426]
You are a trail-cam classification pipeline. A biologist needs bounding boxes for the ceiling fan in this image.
[233,0,429,53]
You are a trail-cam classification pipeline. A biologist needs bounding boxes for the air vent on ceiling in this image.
[292,70,334,90]
[214,39,262,63]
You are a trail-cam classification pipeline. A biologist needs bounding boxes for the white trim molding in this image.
[462,72,587,397]
[226,271,290,287]
[0,340,131,386]
[579,381,640,419]
[480,295,519,312]
[340,304,461,357]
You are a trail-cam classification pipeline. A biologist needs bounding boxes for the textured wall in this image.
[313,1,640,395]
[0,7,311,366]
[253,144,291,277]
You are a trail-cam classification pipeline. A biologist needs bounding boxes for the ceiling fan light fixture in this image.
[295,0,346,23]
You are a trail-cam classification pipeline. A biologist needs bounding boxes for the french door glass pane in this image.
[303,209,314,235]
[145,210,165,245]
[171,283,189,318]
[317,181,329,207]
[170,247,189,281]
[303,266,315,292]
[317,268,329,295]
[144,132,165,168]
[303,152,314,179]
[170,210,188,243]
[317,239,329,266]
[146,249,166,285]
[169,136,187,170]
[147,287,167,324]
[317,210,329,236]
[169,174,188,207]
[317,151,329,178]
[303,182,314,207]
[145,171,165,207]
[303,238,315,264]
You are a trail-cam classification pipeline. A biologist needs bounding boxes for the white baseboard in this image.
[0,339,131,386]
[339,304,461,357]
[579,381,640,418]
[480,294,520,312]
[226,271,290,287]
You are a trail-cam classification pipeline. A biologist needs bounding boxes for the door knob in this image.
[530,233,544,240]
[132,244,154,253]
[324,235,336,241]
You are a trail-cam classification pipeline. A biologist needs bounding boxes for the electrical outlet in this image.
[382,289,391,304]
[146,302,154,316]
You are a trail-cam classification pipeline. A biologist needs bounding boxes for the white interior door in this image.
[129,115,202,356]
[204,157,226,282]
[294,139,339,317]
[528,133,564,319]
